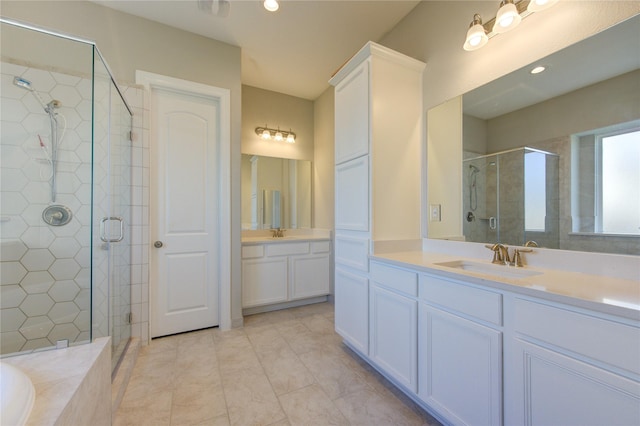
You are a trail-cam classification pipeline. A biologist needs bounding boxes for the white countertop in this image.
[370,250,640,321]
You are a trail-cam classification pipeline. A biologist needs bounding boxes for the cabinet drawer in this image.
[514,298,640,375]
[266,242,309,257]
[242,245,264,259]
[371,261,417,297]
[312,241,330,254]
[421,275,502,326]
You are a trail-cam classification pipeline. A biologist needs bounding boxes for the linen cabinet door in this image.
[335,156,369,232]
[334,60,369,164]
[335,266,369,355]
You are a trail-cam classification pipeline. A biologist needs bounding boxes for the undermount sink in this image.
[435,260,543,279]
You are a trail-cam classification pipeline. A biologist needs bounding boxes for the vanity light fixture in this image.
[255,125,296,143]
[463,0,559,51]
[493,0,522,34]
[464,14,489,51]
[264,0,279,12]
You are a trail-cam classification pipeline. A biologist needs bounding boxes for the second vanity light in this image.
[256,125,296,143]
[464,0,559,51]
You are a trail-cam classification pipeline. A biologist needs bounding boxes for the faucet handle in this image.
[485,243,503,264]
[511,248,533,267]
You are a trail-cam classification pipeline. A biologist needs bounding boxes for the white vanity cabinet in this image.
[504,296,640,426]
[418,273,503,426]
[330,41,425,356]
[369,261,418,392]
[241,240,330,311]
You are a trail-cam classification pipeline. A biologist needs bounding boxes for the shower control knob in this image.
[154,241,163,248]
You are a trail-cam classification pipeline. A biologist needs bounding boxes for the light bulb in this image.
[286,133,295,143]
[527,0,559,12]
[493,0,521,34]
[264,0,279,12]
[261,129,271,139]
[463,14,488,51]
[274,131,283,141]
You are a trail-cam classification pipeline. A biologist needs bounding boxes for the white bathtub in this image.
[0,362,35,425]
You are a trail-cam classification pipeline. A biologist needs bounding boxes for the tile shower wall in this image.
[0,61,149,353]
[121,85,150,344]
[1,61,94,353]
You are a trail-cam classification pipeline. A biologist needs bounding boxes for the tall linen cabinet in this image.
[329,42,425,356]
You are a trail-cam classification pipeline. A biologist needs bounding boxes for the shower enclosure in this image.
[463,147,560,248]
[0,18,132,372]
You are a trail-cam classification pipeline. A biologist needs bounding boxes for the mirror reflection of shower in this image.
[467,161,495,220]
[13,76,67,203]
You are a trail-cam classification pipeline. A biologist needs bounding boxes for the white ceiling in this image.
[91,0,421,100]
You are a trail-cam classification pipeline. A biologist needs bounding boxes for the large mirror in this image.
[430,15,640,256]
[241,154,312,230]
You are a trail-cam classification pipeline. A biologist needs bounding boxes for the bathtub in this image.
[0,362,35,425]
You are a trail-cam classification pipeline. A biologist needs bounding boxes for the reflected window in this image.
[525,151,547,231]
[572,122,640,235]
[600,129,640,234]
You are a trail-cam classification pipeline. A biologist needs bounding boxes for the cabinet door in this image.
[370,284,418,392]
[334,60,369,164]
[289,254,330,300]
[335,156,369,231]
[241,258,287,308]
[506,339,640,426]
[335,266,369,355]
[419,304,502,426]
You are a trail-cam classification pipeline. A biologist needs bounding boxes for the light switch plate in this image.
[430,204,441,222]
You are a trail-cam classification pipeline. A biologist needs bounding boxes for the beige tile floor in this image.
[114,302,442,426]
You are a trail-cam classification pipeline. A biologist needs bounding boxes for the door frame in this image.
[136,70,232,331]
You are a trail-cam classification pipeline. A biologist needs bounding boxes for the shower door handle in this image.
[489,216,497,230]
[100,217,124,242]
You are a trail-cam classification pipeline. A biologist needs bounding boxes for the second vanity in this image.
[241,230,331,314]
[337,239,640,426]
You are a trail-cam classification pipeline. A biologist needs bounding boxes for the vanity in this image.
[330,22,639,426]
[241,230,331,314]
[364,242,640,426]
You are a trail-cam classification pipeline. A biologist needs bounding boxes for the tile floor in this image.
[114,302,442,426]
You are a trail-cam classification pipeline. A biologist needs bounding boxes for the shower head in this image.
[13,76,34,91]
[13,76,51,112]
[469,164,480,172]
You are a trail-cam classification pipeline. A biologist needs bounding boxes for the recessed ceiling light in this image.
[530,66,546,74]
[264,0,279,12]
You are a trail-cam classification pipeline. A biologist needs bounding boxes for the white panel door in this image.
[151,88,220,337]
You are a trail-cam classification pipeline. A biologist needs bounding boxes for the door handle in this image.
[100,217,124,242]
[154,241,163,248]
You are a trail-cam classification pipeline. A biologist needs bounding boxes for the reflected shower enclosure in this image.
[0,19,132,372]
[463,147,560,248]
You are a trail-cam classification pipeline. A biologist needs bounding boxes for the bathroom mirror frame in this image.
[241,154,312,230]
[427,14,640,255]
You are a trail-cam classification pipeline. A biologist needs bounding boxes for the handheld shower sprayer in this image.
[13,76,53,112]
